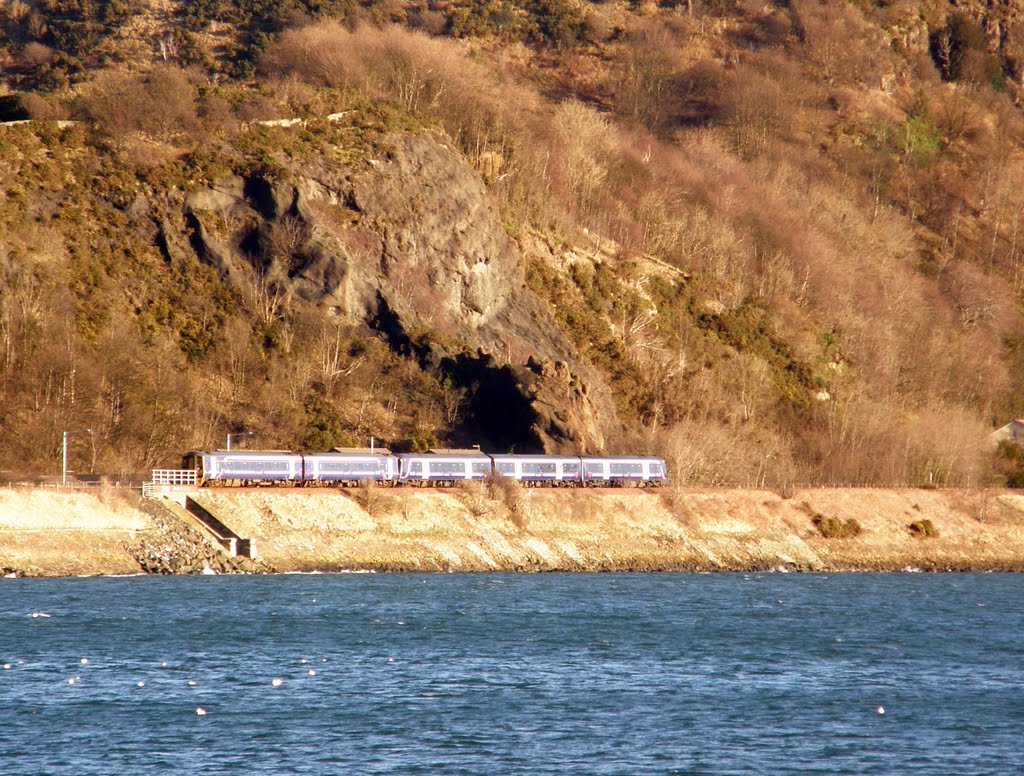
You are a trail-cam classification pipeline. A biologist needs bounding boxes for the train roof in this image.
[488,453,581,460]
[579,454,665,461]
[399,452,490,459]
[186,449,295,455]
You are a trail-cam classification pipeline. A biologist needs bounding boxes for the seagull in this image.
[29,612,51,618]
[196,707,207,716]
[271,678,283,687]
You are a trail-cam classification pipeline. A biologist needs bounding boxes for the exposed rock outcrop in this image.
[180,131,618,452]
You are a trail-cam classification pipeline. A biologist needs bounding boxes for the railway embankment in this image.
[4,485,1024,576]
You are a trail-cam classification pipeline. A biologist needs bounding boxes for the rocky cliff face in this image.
[178,131,613,453]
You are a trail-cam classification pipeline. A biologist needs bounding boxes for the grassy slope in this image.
[4,485,1024,575]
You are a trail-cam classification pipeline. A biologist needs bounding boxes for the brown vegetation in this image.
[4,2,1024,487]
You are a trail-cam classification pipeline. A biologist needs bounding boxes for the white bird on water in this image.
[29,612,51,618]
[876,706,885,715]
[271,678,284,687]
[196,707,207,716]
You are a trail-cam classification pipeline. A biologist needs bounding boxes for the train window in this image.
[496,462,514,473]
[584,463,604,474]
[562,463,580,474]
[409,461,422,474]
[610,463,643,475]
[429,461,463,475]
[472,462,490,474]
[523,463,556,475]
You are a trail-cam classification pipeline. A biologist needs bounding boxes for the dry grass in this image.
[0,487,150,531]
[456,480,492,517]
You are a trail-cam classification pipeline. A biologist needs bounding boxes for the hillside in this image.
[4,0,1024,487]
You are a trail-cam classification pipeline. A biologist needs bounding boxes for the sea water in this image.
[1,573,1022,775]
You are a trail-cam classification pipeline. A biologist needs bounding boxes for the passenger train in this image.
[182,450,667,487]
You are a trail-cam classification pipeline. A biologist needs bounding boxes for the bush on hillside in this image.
[74,66,198,136]
[908,519,939,539]
[811,513,862,539]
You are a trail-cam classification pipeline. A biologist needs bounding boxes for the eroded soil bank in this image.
[3,486,1024,577]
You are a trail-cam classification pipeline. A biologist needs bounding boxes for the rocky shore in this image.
[3,485,1024,577]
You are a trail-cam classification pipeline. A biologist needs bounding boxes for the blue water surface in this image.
[1,573,1022,775]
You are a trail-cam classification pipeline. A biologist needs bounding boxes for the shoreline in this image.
[3,485,1024,577]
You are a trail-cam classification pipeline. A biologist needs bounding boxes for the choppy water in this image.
[1,573,1022,775]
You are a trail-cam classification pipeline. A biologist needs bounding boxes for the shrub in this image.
[488,475,526,527]
[351,479,392,516]
[658,483,687,516]
[812,513,862,539]
[456,479,492,517]
[75,66,198,137]
[930,12,1005,88]
[908,519,939,539]
[901,111,941,165]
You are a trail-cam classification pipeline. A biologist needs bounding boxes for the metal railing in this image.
[151,469,197,486]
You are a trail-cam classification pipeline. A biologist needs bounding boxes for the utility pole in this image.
[62,429,92,486]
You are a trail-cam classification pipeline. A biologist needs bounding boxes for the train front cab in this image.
[182,451,302,486]
[581,456,667,486]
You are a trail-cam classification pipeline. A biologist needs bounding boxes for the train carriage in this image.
[302,453,397,485]
[489,454,582,485]
[398,453,492,485]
